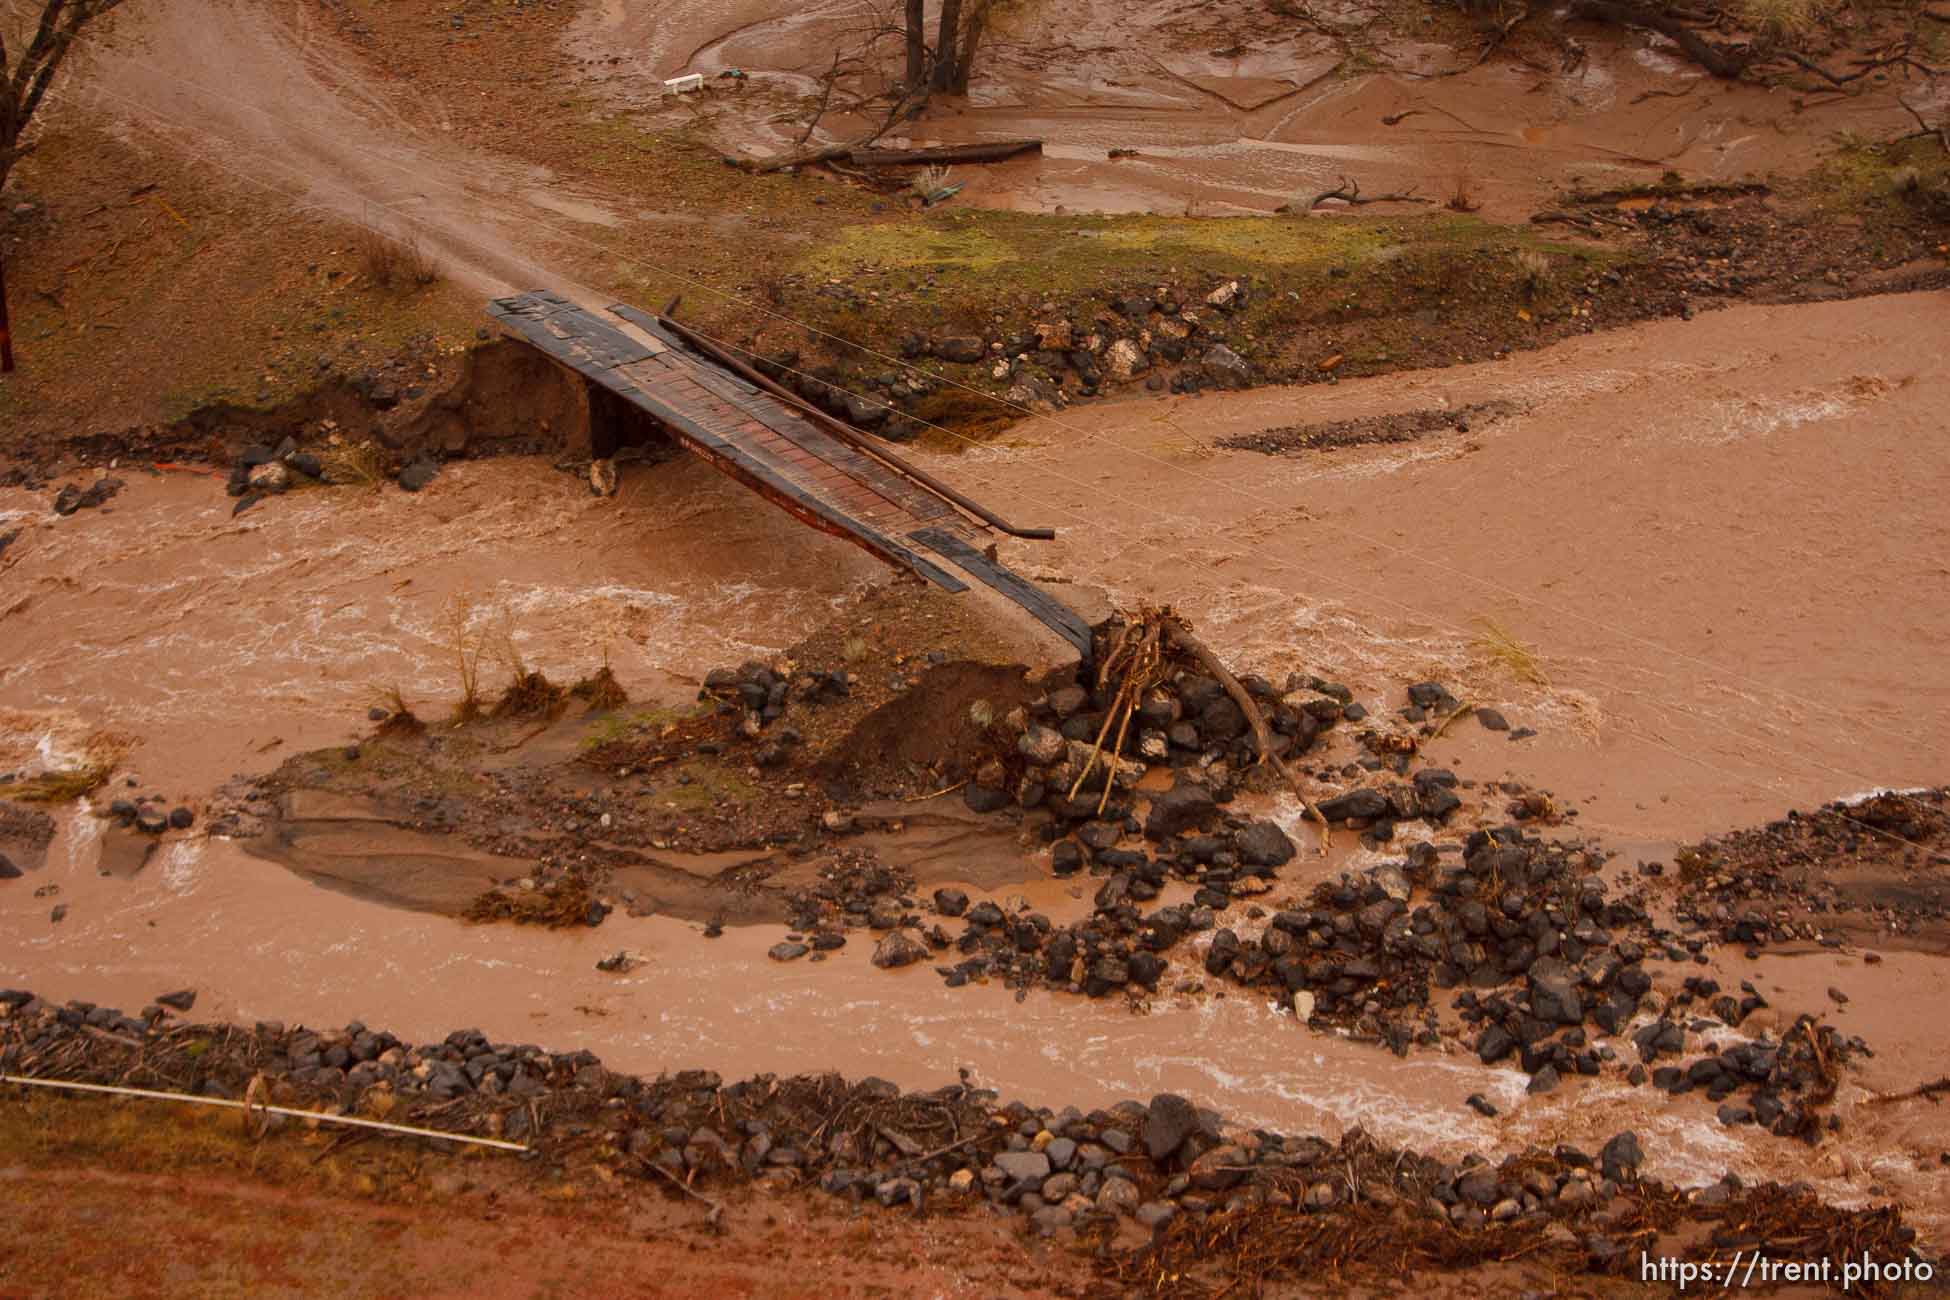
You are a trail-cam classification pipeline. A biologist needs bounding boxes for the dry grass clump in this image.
[318,440,389,488]
[1514,247,1551,292]
[445,595,489,725]
[368,685,425,738]
[1445,166,1481,213]
[356,224,441,290]
[570,654,630,712]
[465,871,597,927]
[493,670,567,720]
[1738,0,1828,41]
[911,164,953,199]
[2,733,130,804]
[490,627,567,720]
[1472,617,1550,687]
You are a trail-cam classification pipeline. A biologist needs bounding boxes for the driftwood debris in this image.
[1163,621,1331,853]
[749,136,1040,175]
[849,139,1041,167]
[1282,175,1434,212]
[1866,1076,1950,1107]
[1077,608,1330,853]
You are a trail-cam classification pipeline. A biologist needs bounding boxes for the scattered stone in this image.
[155,990,196,1012]
[397,460,439,492]
[768,941,809,962]
[51,477,123,517]
[995,1150,1051,1182]
[931,335,986,364]
[1144,782,1216,840]
[1144,1093,1199,1161]
[871,930,927,969]
[1200,344,1253,388]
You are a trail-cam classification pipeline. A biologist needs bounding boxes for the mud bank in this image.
[1,986,1940,1298]
[583,0,1935,220]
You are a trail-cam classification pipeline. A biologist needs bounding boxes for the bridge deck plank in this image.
[488,292,1089,655]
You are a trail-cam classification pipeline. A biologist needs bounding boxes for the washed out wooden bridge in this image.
[488,292,1092,656]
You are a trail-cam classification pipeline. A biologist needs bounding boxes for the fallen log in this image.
[848,139,1041,166]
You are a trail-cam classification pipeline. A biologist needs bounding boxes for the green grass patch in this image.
[656,758,761,810]
[577,705,703,751]
[1806,135,1950,225]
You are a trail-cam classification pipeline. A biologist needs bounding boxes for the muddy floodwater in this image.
[8,816,1948,1234]
[5,292,1949,1244]
[0,457,885,790]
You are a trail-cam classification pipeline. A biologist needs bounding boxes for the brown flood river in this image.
[4,294,1948,1235]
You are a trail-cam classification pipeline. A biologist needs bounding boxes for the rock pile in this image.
[700,659,851,758]
[1673,788,1950,948]
[749,277,1269,440]
[51,477,123,516]
[766,852,926,960]
[965,638,1358,832]
[930,810,1302,999]
[226,439,325,499]
[910,809,1868,1140]
[2,993,1924,1291]
[104,795,195,836]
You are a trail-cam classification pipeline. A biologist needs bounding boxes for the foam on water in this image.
[158,839,204,894]
[63,803,104,871]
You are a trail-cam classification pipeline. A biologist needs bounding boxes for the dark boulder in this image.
[1316,789,1390,822]
[397,460,439,492]
[931,335,987,364]
[1143,1093,1199,1162]
[1144,782,1216,840]
[1234,820,1295,868]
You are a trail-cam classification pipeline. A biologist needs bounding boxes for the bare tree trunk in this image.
[904,0,926,88]
[932,0,962,91]
[949,0,987,94]
[0,249,13,373]
[1565,0,1751,78]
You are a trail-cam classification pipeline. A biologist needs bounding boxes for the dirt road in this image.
[87,0,617,297]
